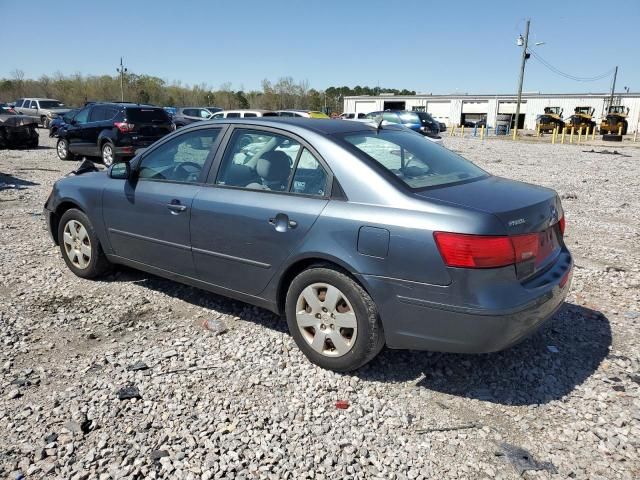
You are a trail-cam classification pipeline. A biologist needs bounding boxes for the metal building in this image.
[343,92,640,133]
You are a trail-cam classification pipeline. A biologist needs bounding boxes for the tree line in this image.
[0,70,416,113]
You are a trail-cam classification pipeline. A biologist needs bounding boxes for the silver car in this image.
[13,98,71,128]
[44,118,572,371]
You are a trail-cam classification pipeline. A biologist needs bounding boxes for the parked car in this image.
[210,109,278,119]
[172,107,222,128]
[340,112,367,120]
[45,118,572,371]
[49,108,79,137]
[55,102,173,166]
[0,108,39,149]
[0,102,17,114]
[276,110,330,119]
[13,98,71,128]
[463,117,487,128]
[356,111,443,144]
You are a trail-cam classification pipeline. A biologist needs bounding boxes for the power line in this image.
[529,49,615,82]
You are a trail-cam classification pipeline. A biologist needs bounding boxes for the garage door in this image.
[498,101,527,114]
[427,102,450,124]
[462,101,488,114]
[355,101,376,115]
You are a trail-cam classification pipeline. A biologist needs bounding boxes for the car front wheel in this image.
[56,138,74,160]
[285,266,384,371]
[58,209,111,279]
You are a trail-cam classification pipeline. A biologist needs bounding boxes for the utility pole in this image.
[607,65,618,110]
[513,19,530,139]
[117,57,128,102]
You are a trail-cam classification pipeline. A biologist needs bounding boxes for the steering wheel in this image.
[172,161,202,181]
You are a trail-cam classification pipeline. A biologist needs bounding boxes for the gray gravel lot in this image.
[1,132,639,479]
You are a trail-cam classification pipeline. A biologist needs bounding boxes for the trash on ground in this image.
[495,442,558,476]
[127,360,150,372]
[582,149,631,157]
[335,400,350,409]
[547,345,559,353]
[416,422,478,434]
[203,318,228,335]
[117,385,142,400]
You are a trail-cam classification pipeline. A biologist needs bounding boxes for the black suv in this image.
[172,107,221,128]
[56,103,174,165]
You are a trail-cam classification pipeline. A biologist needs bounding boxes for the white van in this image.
[210,109,278,119]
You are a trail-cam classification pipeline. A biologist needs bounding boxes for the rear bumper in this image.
[360,250,572,353]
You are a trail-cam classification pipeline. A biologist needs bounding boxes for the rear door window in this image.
[226,112,241,118]
[243,112,257,117]
[216,129,301,191]
[125,108,170,123]
[89,106,106,122]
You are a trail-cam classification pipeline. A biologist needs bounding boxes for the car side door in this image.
[190,126,331,296]
[84,105,107,156]
[65,106,91,155]
[102,126,225,276]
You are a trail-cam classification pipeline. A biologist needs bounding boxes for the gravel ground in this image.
[1,132,639,480]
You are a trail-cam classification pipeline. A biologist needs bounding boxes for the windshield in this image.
[342,130,487,189]
[416,111,436,124]
[38,100,65,109]
[397,112,420,124]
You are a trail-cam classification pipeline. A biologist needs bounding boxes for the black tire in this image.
[101,142,117,166]
[622,121,628,136]
[57,208,111,279]
[285,265,384,372]
[56,138,74,160]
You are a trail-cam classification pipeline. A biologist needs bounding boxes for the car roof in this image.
[25,98,62,101]
[197,117,405,135]
[222,109,273,114]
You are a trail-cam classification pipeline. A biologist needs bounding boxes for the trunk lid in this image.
[417,176,564,279]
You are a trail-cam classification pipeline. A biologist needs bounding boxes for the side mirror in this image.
[109,161,131,180]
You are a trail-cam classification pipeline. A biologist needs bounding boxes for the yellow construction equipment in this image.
[536,107,565,133]
[566,106,596,133]
[599,106,629,135]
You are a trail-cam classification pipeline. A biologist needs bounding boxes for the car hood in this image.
[0,114,39,127]
[414,175,561,234]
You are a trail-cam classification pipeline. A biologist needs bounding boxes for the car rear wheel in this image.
[56,138,74,160]
[101,142,116,166]
[285,266,384,371]
[58,209,111,279]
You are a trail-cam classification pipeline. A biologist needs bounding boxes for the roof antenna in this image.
[375,114,384,132]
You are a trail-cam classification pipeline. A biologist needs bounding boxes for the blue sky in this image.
[1,0,638,94]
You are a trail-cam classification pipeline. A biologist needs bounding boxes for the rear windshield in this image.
[125,108,170,123]
[342,130,487,189]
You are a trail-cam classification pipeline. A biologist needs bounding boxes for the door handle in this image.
[269,213,297,232]
[166,200,187,214]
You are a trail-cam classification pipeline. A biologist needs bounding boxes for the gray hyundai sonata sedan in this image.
[45,118,572,371]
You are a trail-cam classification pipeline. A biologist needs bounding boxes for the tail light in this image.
[434,222,562,269]
[114,122,135,133]
[558,215,566,236]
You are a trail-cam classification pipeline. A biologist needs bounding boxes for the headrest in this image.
[256,150,291,181]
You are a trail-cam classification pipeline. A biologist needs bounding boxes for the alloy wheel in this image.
[102,144,114,166]
[62,220,92,269]
[295,283,357,357]
[57,140,68,158]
